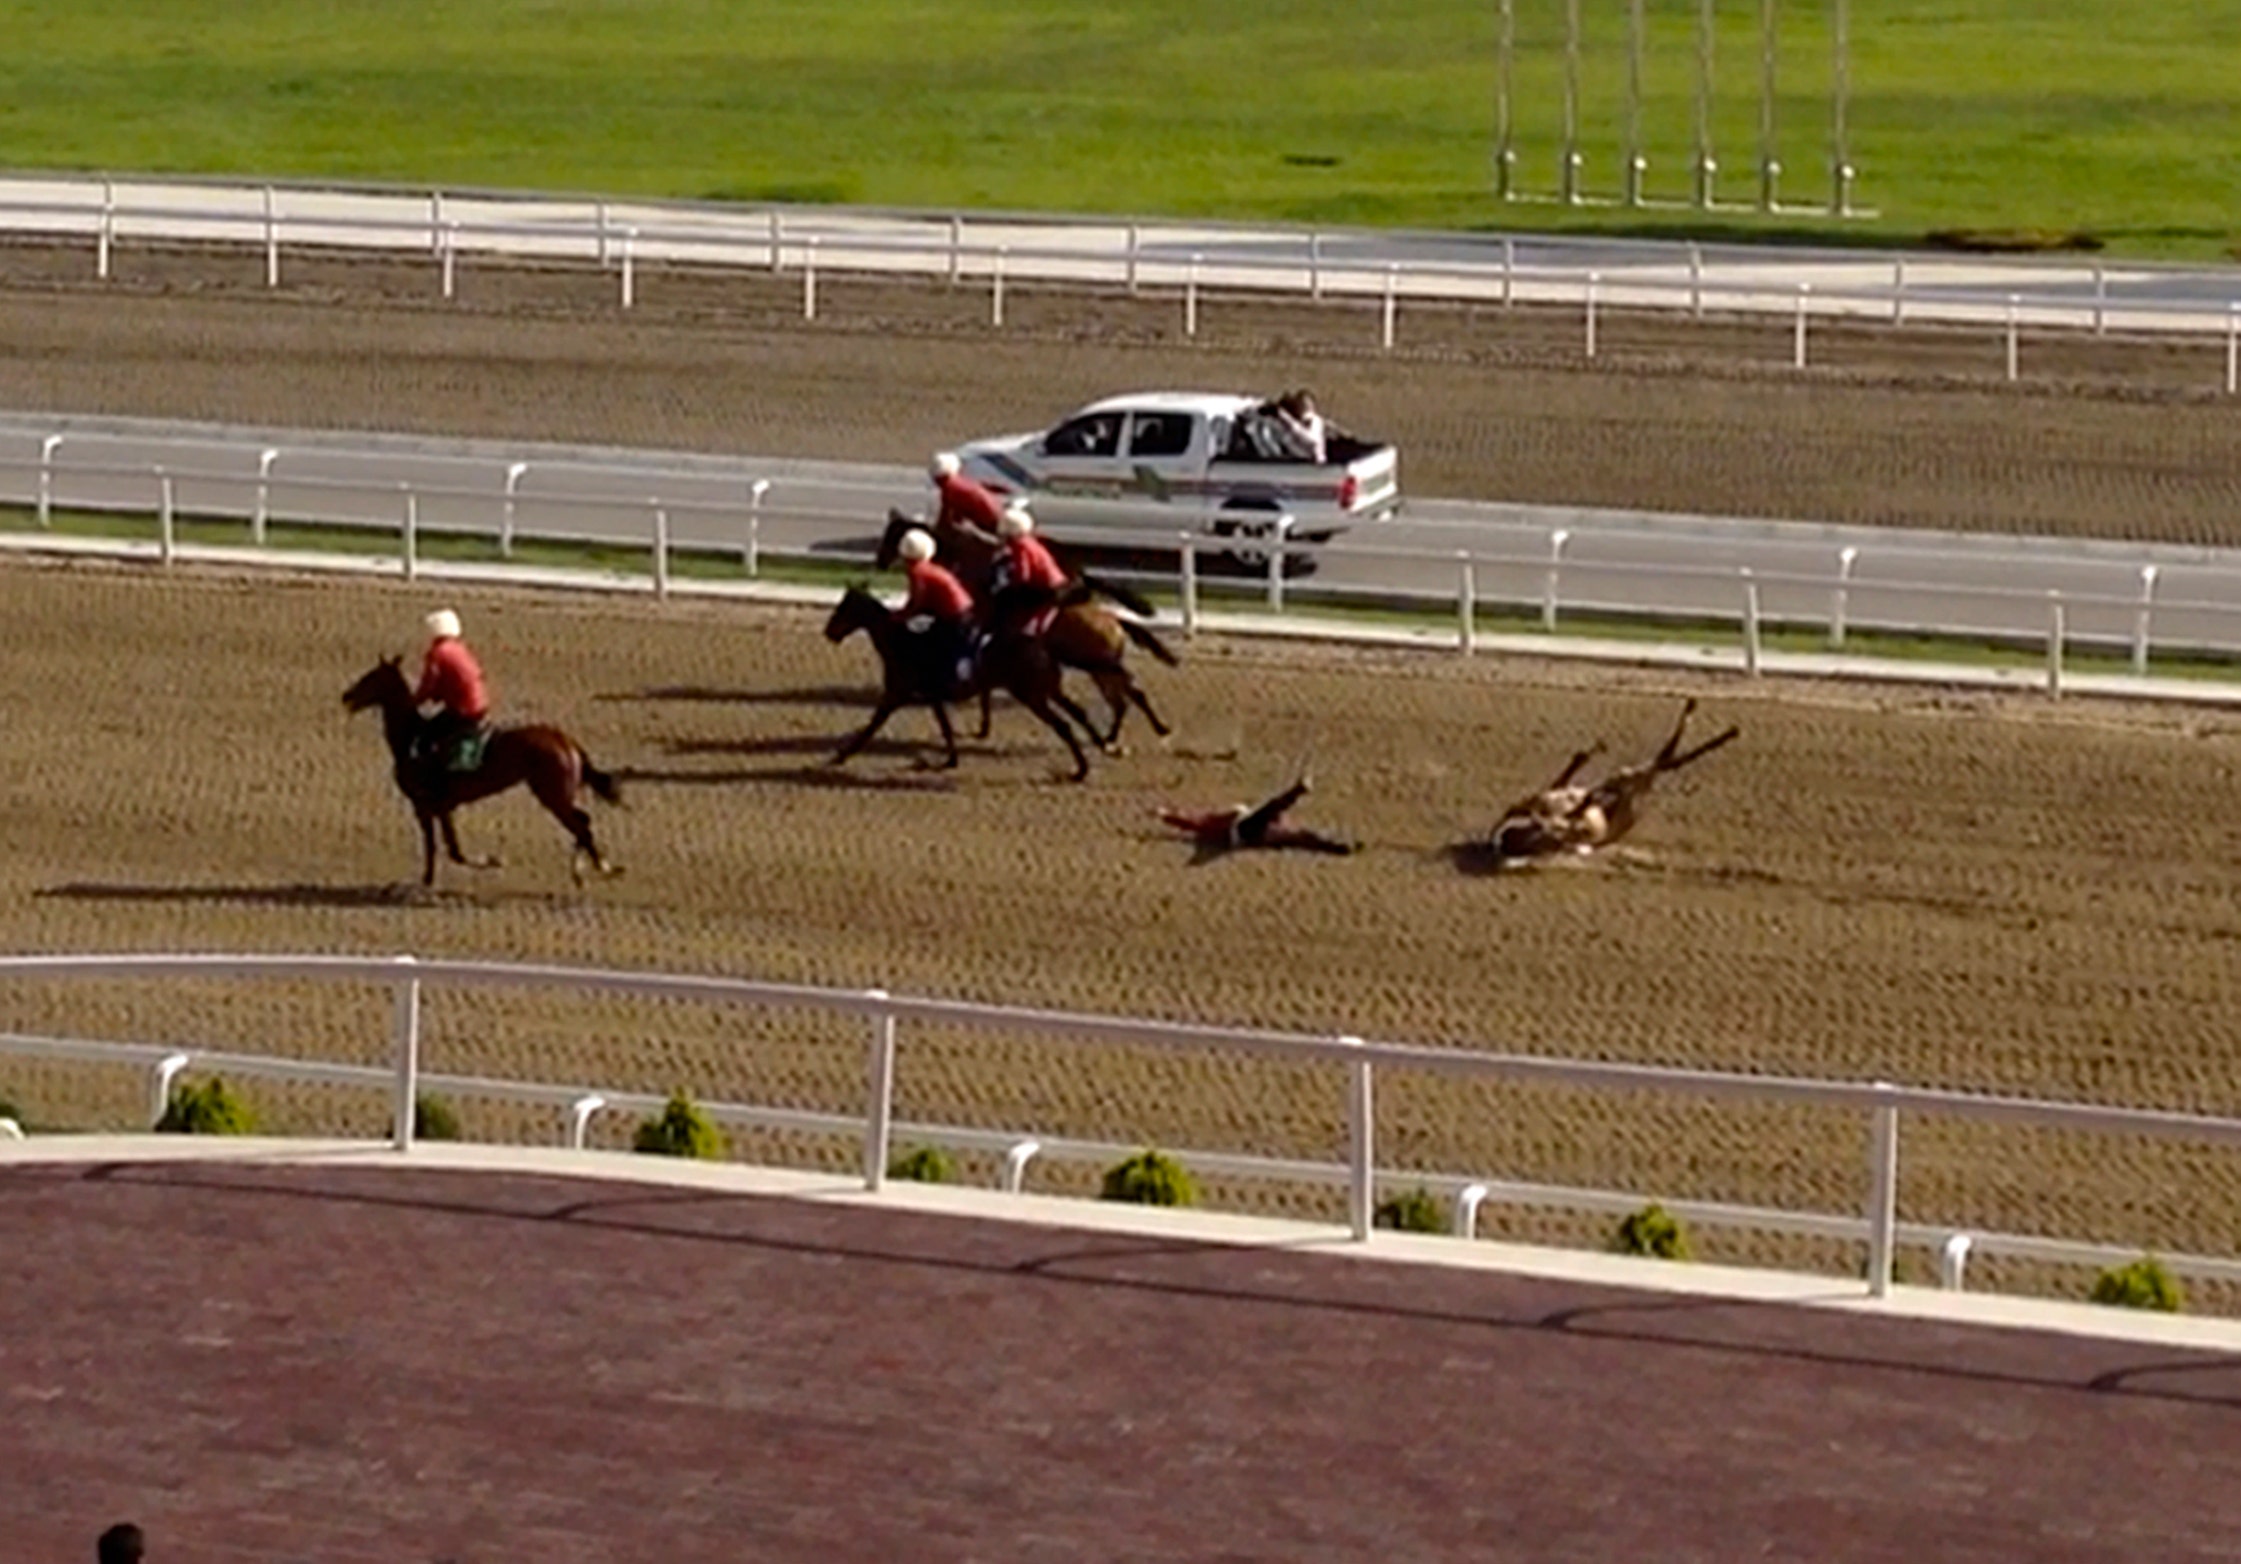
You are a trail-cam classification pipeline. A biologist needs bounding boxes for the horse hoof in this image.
[471,856,503,871]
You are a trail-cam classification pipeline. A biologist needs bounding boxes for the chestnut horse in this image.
[822,586,1097,781]
[874,510,1178,747]
[1488,698,1739,865]
[342,657,623,888]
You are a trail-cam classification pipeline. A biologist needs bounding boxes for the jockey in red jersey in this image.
[894,527,980,689]
[414,608,492,775]
[930,451,1007,539]
[1157,773,1355,856]
[995,500,1069,591]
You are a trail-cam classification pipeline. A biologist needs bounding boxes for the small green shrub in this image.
[1611,1202,1692,1261]
[156,1077,256,1136]
[2090,1256,2184,1313]
[1099,1148,1197,1207]
[632,1089,725,1160]
[1375,1185,1445,1233]
[413,1093,462,1142]
[887,1145,957,1183]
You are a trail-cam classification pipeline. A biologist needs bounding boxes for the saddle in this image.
[414,718,493,776]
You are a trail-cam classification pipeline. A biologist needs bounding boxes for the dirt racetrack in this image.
[3,559,2241,1298]
[2,252,2241,1298]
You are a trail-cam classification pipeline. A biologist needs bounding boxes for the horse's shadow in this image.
[599,684,879,710]
[34,881,561,910]
[617,762,954,793]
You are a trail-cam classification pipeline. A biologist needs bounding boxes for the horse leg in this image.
[417,811,439,889]
[440,813,501,871]
[1088,668,1134,751]
[1118,668,1172,741]
[974,684,994,741]
[830,698,901,767]
[931,701,962,769]
[1022,687,1092,782]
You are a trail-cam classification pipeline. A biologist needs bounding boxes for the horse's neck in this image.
[381,695,421,757]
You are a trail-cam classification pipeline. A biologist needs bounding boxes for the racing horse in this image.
[821,584,1098,781]
[342,657,624,889]
[873,509,1178,748]
[1486,698,1740,865]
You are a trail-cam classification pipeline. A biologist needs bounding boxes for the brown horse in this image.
[1488,698,1739,865]
[342,657,623,888]
[822,586,1098,781]
[874,510,1178,748]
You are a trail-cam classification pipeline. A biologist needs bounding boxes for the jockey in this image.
[994,501,1069,595]
[415,608,491,774]
[930,451,1007,538]
[1157,773,1355,856]
[894,527,979,687]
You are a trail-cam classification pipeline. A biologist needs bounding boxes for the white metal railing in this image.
[8,439,2241,687]
[4,952,2241,1302]
[3,174,2240,383]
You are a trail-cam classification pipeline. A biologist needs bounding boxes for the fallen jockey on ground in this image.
[1157,773,1355,856]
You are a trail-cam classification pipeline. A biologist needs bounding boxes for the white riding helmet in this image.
[930,451,962,480]
[997,501,1034,540]
[896,528,936,564]
[424,608,462,641]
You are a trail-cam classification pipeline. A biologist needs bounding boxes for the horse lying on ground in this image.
[822,585,1101,782]
[875,509,1178,749]
[1485,698,1739,866]
[342,657,623,889]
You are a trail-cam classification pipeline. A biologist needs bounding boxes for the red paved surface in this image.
[4,1160,2239,1563]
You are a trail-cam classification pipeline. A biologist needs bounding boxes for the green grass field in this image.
[0,1,2233,256]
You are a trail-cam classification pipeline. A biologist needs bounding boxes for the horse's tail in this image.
[1117,615,1181,667]
[1078,571,1158,619]
[578,747,625,807]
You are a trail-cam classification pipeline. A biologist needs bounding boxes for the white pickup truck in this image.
[950,391,1401,568]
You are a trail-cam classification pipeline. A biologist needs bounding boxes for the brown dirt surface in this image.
[4,562,2241,1298]
[7,1160,2239,1563]
[0,240,2238,544]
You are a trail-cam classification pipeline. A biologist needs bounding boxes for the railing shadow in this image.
[598,683,878,709]
[34,880,571,909]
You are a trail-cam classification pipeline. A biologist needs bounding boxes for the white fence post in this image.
[1454,1182,1489,1239]
[567,1093,605,1149]
[1265,515,1290,612]
[1939,1233,1972,1291]
[1001,1138,1041,1193]
[863,992,896,1191]
[1457,551,1477,655]
[651,501,671,599]
[1501,236,1515,308]
[2091,264,2106,336]
[2133,564,2158,676]
[947,215,962,286]
[1542,528,1569,632]
[440,221,458,300]
[37,433,60,528]
[992,244,1006,327]
[2227,303,2239,395]
[1344,1036,1373,1242]
[803,236,819,321]
[1865,1085,1899,1298]
[157,470,174,565]
[262,185,279,288]
[1381,263,1399,350]
[595,201,610,267]
[767,210,783,272]
[148,1051,190,1128]
[1741,567,1762,676]
[500,461,527,557]
[1688,242,1703,319]
[97,178,115,280]
[1179,534,1199,638]
[1793,283,1810,368]
[1584,271,1600,359]
[1184,252,1200,338]
[401,485,419,581]
[428,191,444,256]
[620,227,637,309]
[2005,293,2020,382]
[1125,223,1141,294]
[1891,257,1905,326]
[1308,232,1323,301]
[2046,592,2065,698]
[391,956,421,1152]
[1829,544,1858,649]
[253,447,278,545]
[745,477,769,575]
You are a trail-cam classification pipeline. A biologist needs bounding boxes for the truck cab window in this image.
[1044,414,1123,458]
[1126,412,1195,459]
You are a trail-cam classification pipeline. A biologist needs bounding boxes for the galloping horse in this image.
[874,509,1178,748]
[342,657,624,888]
[821,585,1099,781]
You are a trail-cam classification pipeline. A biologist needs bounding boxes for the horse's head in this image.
[823,585,885,644]
[341,655,409,714]
[873,509,917,571]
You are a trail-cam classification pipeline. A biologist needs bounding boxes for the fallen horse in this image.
[1485,699,1739,866]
